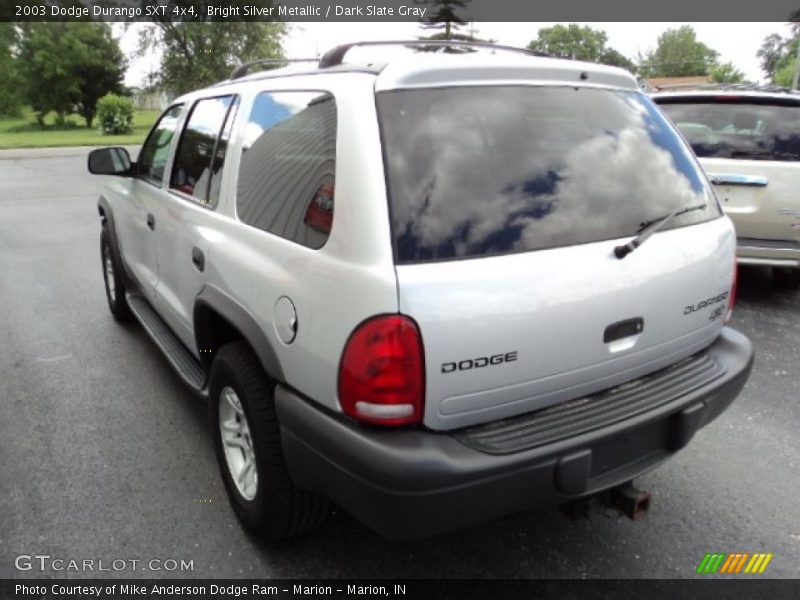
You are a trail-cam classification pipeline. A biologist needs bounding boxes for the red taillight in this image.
[338,315,424,426]
[725,264,738,323]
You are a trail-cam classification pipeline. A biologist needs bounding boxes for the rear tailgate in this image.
[398,218,733,430]
[378,84,732,431]
[700,157,800,244]
[655,95,800,248]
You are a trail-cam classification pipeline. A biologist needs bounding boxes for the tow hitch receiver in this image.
[609,482,651,520]
[559,481,651,521]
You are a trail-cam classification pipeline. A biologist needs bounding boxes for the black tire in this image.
[772,267,800,289]
[100,228,133,322]
[209,341,329,540]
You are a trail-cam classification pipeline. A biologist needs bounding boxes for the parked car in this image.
[653,86,800,287]
[87,41,753,540]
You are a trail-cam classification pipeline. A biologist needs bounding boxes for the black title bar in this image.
[3,579,800,600]
[3,0,800,22]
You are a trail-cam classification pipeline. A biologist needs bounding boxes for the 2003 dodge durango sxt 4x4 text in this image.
[87,41,754,540]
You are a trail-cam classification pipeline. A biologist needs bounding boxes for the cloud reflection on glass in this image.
[379,87,717,264]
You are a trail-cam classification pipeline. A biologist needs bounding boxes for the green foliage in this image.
[528,24,605,61]
[16,22,125,128]
[138,21,286,97]
[527,24,634,72]
[0,24,23,116]
[774,59,798,87]
[759,32,799,87]
[637,25,719,78]
[709,62,746,84]
[758,33,790,78]
[0,107,159,149]
[96,93,134,135]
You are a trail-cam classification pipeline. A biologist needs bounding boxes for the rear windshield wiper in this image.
[614,203,707,259]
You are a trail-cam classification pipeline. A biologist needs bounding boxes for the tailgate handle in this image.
[708,173,768,187]
[604,318,644,343]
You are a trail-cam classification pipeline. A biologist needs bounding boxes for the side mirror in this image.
[87,147,133,176]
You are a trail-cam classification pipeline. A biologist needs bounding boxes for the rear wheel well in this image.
[195,304,247,373]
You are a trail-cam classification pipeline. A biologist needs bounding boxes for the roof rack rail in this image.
[318,40,548,69]
[653,82,800,95]
[230,58,319,80]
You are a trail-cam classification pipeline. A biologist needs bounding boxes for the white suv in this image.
[653,87,800,287]
[88,41,753,540]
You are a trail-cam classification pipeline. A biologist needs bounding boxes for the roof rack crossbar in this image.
[318,40,548,69]
[230,58,320,80]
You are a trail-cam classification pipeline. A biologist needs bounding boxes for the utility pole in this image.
[792,39,800,89]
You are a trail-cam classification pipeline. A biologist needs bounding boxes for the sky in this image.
[120,22,794,87]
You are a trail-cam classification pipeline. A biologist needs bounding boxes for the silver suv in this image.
[88,41,753,540]
[653,87,800,287]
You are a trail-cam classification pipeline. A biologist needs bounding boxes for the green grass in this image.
[0,107,159,149]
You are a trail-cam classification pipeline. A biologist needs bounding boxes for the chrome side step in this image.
[126,292,207,397]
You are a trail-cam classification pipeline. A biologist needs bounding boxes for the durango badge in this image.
[684,291,729,316]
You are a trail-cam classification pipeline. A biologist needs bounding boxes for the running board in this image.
[126,293,207,397]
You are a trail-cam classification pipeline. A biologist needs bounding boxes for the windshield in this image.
[378,86,718,264]
[657,98,800,161]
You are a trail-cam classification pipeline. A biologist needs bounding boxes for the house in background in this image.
[129,87,170,111]
[641,76,712,92]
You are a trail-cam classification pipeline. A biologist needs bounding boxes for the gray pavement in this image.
[1,150,798,579]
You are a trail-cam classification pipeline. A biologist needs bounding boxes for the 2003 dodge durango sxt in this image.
[87,40,754,540]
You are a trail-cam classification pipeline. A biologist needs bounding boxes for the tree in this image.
[709,61,746,84]
[774,55,798,87]
[599,48,636,72]
[416,0,469,41]
[16,23,79,125]
[527,24,634,71]
[138,22,285,97]
[758,28,799,87]
[758,33,790,79]
[637,25,718,78]
[0,24,23,116]
[16,22,125,127]
[66,24,126,128]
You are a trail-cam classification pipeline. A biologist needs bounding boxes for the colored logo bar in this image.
[696,552,773,574]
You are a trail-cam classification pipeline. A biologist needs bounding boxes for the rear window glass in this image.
[377,86,718,264]
[657,99,800,162]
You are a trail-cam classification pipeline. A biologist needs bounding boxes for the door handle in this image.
[191,246,205,272]
[707,173,768,187]
[604,317,644,343]
[146,213,155,230]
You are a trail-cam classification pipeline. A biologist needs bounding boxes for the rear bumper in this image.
[737,237,800,268]
[275,328,753,540]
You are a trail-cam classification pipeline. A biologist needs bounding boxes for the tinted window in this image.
[237,92,336,249]
[138,105,183,185]
[171,95,236,205]
[378,86,718,264]
[657,99,800,161]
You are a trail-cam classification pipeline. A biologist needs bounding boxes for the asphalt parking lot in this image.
[1,148,798,579]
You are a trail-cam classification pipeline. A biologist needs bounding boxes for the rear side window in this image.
[377,86,718,264]
[170,95,238,206]
[656,99,800,161]
[236,91,336,249]
[138,104,183,186]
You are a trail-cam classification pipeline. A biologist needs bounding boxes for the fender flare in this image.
[194,285,286,383]
[97,195,135,289]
